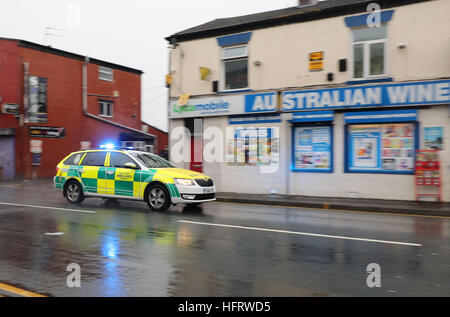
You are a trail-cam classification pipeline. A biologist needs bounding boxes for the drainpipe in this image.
[82,56,156,142]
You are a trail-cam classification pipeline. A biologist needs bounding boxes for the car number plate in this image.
[203,188,213,194]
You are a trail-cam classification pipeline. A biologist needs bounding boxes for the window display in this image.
[293,126,332,172]
[347,123,416,173]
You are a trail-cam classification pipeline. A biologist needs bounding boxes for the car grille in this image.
[194,193,215,200]
[195,178,214,187]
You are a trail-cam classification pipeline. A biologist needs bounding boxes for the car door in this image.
[78,151,108,194]
[107,152,140,197]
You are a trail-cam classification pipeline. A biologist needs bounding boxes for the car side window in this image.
[110,152,138,169]
[64,153,84,166]
[81,152,107,167]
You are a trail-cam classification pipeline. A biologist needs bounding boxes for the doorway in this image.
[185,118,203,173]
[0,136,15,180]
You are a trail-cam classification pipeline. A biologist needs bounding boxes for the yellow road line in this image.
[0,282,46,297]
[213,200,450,220]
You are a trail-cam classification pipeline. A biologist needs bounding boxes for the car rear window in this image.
[63,153,84,166]
[81,152,107,167]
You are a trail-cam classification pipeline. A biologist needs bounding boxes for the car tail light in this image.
[56,167,60,175]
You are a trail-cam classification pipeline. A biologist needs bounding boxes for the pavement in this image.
[216,192,450,217]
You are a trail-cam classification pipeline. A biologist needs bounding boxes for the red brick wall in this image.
[0,39,167,179]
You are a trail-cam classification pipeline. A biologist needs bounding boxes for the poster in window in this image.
[27,76,48,123]
[294,126,331,171]
[228,128,274,166]
[348,123,415,172]
[424,127,443,150]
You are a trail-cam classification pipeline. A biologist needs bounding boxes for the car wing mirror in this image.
[124,162,138,169]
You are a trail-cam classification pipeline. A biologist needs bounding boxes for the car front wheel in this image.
[146,184,171,211]
[64,181,85,204]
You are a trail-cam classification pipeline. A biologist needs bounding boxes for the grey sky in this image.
[0,0,298,131]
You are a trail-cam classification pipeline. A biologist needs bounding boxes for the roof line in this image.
[0,37,143,75]
[166,0,430,43]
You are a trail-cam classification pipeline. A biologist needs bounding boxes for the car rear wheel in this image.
[64,181,85,204]
[146,184,171,211]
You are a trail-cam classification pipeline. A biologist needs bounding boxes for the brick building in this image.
[0,38,168,180]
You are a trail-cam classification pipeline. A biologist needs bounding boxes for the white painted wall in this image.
[169,0,450,97]
[197,106,449,202]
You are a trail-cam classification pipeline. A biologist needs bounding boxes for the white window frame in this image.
[350,29,388,80]
[99,101,113,118]
[221,45,249,91]
[99,66,114,82]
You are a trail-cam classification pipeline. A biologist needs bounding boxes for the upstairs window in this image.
[222,45,248,90]
[99,100,113,117]
[99,66,114,81]
[352,26,387,79]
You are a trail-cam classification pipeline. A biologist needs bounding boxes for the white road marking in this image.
[0,202,97,214]
[178,220,423,247]
[44,232,65,236]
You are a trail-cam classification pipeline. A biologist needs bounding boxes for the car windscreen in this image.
[131,153,174,168]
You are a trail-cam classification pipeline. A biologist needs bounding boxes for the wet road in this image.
[0,180,449,297]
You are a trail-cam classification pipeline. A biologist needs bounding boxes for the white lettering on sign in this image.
[282,81,450,111]
[251,95,276,111]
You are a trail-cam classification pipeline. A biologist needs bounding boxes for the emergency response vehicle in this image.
[54,149,215,211]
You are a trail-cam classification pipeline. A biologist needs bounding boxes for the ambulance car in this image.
[54,149,215,211]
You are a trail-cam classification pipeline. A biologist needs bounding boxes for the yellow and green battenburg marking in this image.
[55,166,181,198]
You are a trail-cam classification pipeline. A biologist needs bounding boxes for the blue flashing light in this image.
[100,143,116,150]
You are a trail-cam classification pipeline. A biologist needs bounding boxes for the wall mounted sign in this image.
[309,51,324,72]
[28,126,65,138]
[1,103,19,114]
[170,92,278,118]
[424,127,443,150]
[27,76,48,123]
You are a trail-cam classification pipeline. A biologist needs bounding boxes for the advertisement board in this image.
[293,126,332,172]
[347,123,415,173]
[27,76,48,123]
[424,127,443,150]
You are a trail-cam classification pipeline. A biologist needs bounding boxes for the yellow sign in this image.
[165,74,172,86]
[199,67,210,81]
[309,51,324,71]
[178,94,190,106]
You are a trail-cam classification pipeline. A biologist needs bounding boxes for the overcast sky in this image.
[0,0,298,132]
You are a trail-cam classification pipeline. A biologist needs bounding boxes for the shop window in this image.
[227,127,277,166]
[99,101,113,117]
[292,124,333,173]
[99,66,114,81]
[222,45,248,90]
[346,123,417,174]
[351,26,387,79]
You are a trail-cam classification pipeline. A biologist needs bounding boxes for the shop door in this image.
[190,135,203,173]
[0,137,15,181]
[186,118,203,173]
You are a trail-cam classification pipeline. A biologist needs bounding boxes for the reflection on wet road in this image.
[0,181,449,296]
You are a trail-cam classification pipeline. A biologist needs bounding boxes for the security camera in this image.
[397,43,407,49]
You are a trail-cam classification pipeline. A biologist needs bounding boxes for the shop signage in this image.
[245,92,278,113]
[291,111,334,123]
[344,109,417,124]
[170,92,278,118]
[26,76,48,123]
[424,127,443,150]
[1,103,19,114]
[28,126,65,138]
[283,80,450,111]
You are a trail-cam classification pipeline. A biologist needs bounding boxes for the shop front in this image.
[169,79,450,202]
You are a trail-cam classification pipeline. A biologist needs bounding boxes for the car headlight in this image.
[174,178,196,186]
